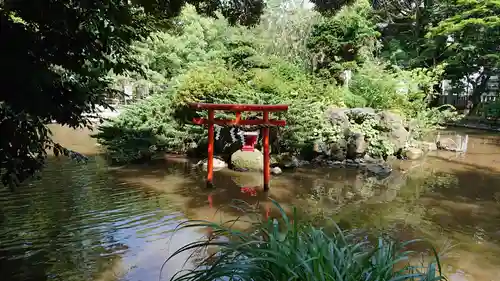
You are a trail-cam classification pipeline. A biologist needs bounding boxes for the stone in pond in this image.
[198,158,227,171]
[346,132,367,159]
[230,150,264,171]
[271,166,282,175]
[377,110,409,152]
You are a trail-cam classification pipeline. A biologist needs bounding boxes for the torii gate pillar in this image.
[189,103,288,191]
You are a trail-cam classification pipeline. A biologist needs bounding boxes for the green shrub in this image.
[349,61,410,110]
[307,0,380,80]
[93,95,195,163]
[96,50,347,162]
[95,5,456,163]
[482,100,500,120]
[168,55,346,154]
[346,60,457,140]
[165,200,445,281]
[96,42,454,163]
[344,91,368,108]
[407,105,459,140]
[171,62,240,108]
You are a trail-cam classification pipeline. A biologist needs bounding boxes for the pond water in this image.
[1,125,500,281]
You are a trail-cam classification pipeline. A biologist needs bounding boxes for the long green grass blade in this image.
[165,200,445,281]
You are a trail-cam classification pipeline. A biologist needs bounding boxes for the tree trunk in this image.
[471,74,491,109]
[429,82,442,107]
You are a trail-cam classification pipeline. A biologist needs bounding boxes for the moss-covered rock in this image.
[230,150,264,171]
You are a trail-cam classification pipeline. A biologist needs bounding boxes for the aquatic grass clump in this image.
[164,200,446,281]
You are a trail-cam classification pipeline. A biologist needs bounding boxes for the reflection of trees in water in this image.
[305,173,402,209]
[0,156,172,281]
[301,168,461,234]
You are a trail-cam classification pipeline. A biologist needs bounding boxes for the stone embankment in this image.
[191,107,459,178]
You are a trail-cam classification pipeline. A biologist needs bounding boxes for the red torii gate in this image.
[189,103,288,191]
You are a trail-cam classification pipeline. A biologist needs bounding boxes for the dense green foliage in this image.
[5,0,499,184]
[375,0,500,103]
[96,2,456,163]
[425,0,500,104]
[307,0,379,78]
[0,0,265,187]
[165,201,445,281]
[478,100,500,121]
[253,0,321,68]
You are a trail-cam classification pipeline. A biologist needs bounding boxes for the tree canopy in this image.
[426,0,500,102]
[93,2,455,165]
[0,0,265,187]
[374,0,500,101]
[2,0,500,187]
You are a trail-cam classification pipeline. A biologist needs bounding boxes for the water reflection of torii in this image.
[207,192,272,220]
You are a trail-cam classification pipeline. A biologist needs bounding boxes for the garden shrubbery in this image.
[94,3,456,163]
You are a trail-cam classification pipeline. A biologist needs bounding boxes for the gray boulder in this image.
[346,108,376,125]
[329,139,348,161]
[326,107,350,129]
[377,110,404,127]
[316,108,409,163]
[346,132,367,159]
[350,107,376,115]
[377,111,409,152]
[364,163,393,178]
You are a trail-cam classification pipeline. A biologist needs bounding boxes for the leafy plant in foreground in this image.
[164,200,445,281]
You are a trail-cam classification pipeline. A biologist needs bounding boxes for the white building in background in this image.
[123,84,134,104]
[438,75,499,107]
[435,36,500,106]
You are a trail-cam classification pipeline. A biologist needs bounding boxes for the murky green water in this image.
[0,154,191,281]
[1,126,500,281]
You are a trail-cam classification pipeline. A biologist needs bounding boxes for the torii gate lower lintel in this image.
[189,103,288,191]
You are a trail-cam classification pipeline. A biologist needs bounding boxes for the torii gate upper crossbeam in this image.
[189,103,288,191]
